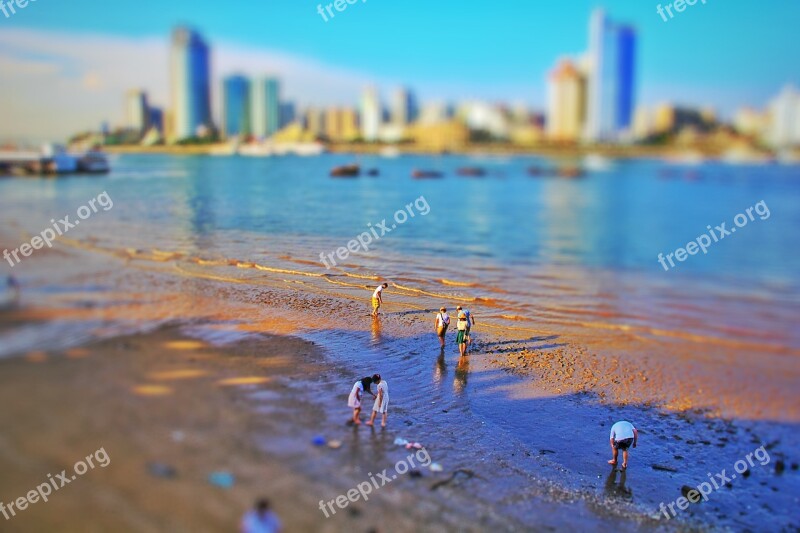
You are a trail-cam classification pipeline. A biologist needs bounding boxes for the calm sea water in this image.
[3,153,798,279]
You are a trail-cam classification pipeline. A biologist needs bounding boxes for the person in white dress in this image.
[366,375,389,427]
[347,376,376,425]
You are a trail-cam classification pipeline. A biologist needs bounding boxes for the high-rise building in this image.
[170,27,212,141]
[391,87,418,126]
[767,85,800,148]
[304,107,325,138]
[222,75,251,138]
[584,9,636,142]
[546,59,586,141]
[360,86,382,142]
[125,90,150,135]
[252,77,281,138]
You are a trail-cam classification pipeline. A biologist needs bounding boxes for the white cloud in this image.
[0,28,376,142]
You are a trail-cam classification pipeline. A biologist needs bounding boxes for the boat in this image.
[412,169,444,179]
[330,164,360,177]
[556,166,585,178]
[456,167,486,177]
[527,165,546,176]
[76,149,110,174]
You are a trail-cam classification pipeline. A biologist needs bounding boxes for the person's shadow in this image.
[433,349,447,387]
[604,465,633,500]
[370,315,382,346]
[454,356,469,394]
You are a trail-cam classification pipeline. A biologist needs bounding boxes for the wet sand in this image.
[0,325,505,532]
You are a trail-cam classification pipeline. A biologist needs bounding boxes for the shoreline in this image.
[100,142,761,160]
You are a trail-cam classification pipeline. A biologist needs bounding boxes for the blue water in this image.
[3,154,797,283]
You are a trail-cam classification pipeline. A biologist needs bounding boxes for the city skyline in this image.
[1,1,799,141]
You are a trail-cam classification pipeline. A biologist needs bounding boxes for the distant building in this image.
[767,85,800,148]
[585,9,637,142]
[148,107,164,134]
[304,107,325,138]
[125,90,150,135]
[170,27,212,141]
[279,102,296,129]
[632,106,653,139]
[734,107,769,138]
[654,104,709,134]
[419,102,453,124]
[222,75,251,138]
[391,87,418,126]
[546,59,586,142]
[408,120,469,152]
[252,77,281,138]
[458,101,511,140]
[360,86,382,142]
[324,107,360,141]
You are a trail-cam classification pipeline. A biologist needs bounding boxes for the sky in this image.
[1,0,798,141]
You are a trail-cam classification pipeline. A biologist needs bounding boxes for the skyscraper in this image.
[252,77,281,138]
[546,59,586,142]
[768,85,800,148]
[584,9,636,142]
[360,86,381,142]
[222,75,251,138]
[125,89,149,135]
[170,27,212,141]
[391,87,418,126]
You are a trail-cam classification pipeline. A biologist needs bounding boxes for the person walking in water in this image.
[366,374,389,427]
[456,308,469,357]
[371,283,388,317]
[608,420,638,469]
[456,305,475,350]
[434,307,450,348]
[348,376,376,425]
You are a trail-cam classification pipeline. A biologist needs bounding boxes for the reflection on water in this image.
[604,467,633,501]
[433,349,446,387]
[454,356,469,394]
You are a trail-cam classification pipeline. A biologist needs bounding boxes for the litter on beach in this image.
[394,437,409,446]
[429,463,443,472]
[208,471,235,489]
[311,435,326,446]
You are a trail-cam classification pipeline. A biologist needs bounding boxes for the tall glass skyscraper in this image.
[585,9,636,142]
[170,27,212,141]
[223,75,251,138]
[252,77,281,138]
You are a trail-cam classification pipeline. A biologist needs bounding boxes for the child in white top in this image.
[366,375,389,427]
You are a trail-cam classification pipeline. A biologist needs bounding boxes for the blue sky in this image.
[1,0,798,139]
